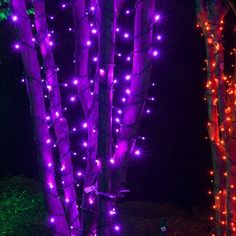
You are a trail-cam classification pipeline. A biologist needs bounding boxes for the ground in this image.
[0,176,212,236]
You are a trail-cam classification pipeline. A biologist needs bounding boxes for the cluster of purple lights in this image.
[12,2,162,234]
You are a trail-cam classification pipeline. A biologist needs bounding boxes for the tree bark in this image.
[195,0,227,234]
[96,0,116,235]
[72,0,98,234]
[224,47,236,236]
[34,1,80,234]
[11,0,69,235]
[112,0,155,194]
[229,0,236,16]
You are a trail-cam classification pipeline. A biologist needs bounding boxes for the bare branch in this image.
[34,1,80,233]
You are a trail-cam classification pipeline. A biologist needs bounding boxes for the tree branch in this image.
[11,0,69,234]
[112,0,155,193]
[34,1,80,233]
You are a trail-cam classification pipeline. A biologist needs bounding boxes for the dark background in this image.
[0,0,234,209]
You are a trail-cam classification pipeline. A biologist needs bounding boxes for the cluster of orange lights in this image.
[197,14,236,235]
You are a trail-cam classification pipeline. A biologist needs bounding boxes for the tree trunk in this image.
[229,0,236,16]
[195,0,227,234]
[112,0,155,194]
[11,0,69,235]
[34,1,80,234]
[205,34,226,235]
[96,0,116,235]
[72,0,98,234]
[224,51,236,236]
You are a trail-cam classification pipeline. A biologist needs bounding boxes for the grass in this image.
[0,176,48,236]
[0,176,212,235]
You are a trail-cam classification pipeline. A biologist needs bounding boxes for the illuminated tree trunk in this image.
[72,0,98,234]
[195,0,227,235]
[11,0,157,234]
[224,50,236,236]
[11,0,69,235]
[34,1,80,234]
[112,0,155,194]
[96,1,116,235]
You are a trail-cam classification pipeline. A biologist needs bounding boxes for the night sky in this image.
[0,0,234,209]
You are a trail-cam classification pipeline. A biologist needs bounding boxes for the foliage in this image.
[0,176,49,236]
[0,0,34,22]
[0,8,9,21]
[0,176,212,236]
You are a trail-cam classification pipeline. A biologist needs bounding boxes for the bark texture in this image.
[96,0,116,235]
[72,0,98,234]
[112,0,155,194]
[11,0,69,235]
[34,1,80,234]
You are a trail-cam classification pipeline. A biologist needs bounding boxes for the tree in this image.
[196,0,236,235]
[8,0,158,235]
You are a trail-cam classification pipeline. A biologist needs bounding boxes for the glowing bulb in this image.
[152,50,158,57]
[12,15,18,22]
[14,43,20,50]
[46,139,51,144]
[115,118,120,123]
[50,217,55,223]
[60,165,65,171]
[47,85,52,91]
[155,14,160,21]
[77,171,82,177]
[110,158,115,164]
[83,142,88,147]
[89,198,94,205]
[125,89,131,95]
[125,75,131,80]
[114,225,120,231]
[70,96,76,102]
[48,182,54,189]
[73,79,78,85]
[82,122,88,128]
[91,29,97,34]
[134,150,141,156]
[90,6,95,11]
[96,160,100,166]
[124,33,129,38]
[99,69,105,77]
[86,40,91,46]
[109,208,116,215]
